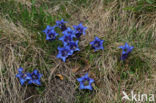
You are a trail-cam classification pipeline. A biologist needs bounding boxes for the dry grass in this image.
[0,17,28,102]
[0,0,156,103]
[15,0,32,6]
[0,16,76,103]
[0,17,36,102]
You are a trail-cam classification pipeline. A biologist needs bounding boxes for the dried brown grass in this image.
[15,0,32,7]
[0,15,76,103]
[0,17,47,103]
[0,17,29,102]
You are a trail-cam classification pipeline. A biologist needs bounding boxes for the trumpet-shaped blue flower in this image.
[77,73,94,90]
[27,69,42,85]
[59,32,76,45]
[62,27,76,36]
[43,25,58,40]
[56,19,67,31]
[119,42,134,60]
[66,40,80,53]
[90,36,104,51]
[16,67,31,86]
[73,23,87,38]
[57,46,73,62]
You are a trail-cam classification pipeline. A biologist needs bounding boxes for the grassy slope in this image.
[0,0,156,103]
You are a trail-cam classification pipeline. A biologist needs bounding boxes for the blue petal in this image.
[100,46,104,50]
[95,36,99,41]
[121,54,128,60]
[18,67,23,73]
[61,19,67,23]
[47,25,51,29]
[56,53,61,58]
[38,74,43,79]
[28,80,33,85]
[125,42,129,48]
[83,27,87,34]
[76,48,80,51]
[25,73,32,80]
[122,51,127,55]
[85,85,93,90]
[33,69,38,75]
[33,80,41,85]
[118,45,124,49]
[63,42,68,46]
[89,78,94,83]
[79,23,83,27]
[19,78,26,86]
[73,25,77,29]
[77,77,83,82]
[130,46,134,50]
[56,21,60,24]
[68,51,73,56]
[84,73,89,78]
[100,40,104,44]
[59,37,64,41]
[16,73,21,78]
[90,41,94,45]
[62,57,66,62]
[57,46,62,51]
[79,83,85,89]
[84,27,87,30]
[83,32,86,35]
[55,33,59,36]
[46,36,51,40]
[75,40,79,44]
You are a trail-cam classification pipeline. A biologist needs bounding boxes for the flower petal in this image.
[77,78,83,82]
[18,67,23,73]
[85,85,93,90]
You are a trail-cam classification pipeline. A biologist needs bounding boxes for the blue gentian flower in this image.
[62,27,76,36]
[27,69,42,85]
[43,25,53,34]
[56,46,73,62]
[73,23,87,38]
[43,25,58,40]
[90,36,104,51]
[16,67,31,86]
[59,32,76,45]
[66,40,80,53]
[119,42,134,60]
[56,19,67,31]
[77,73,94,90]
